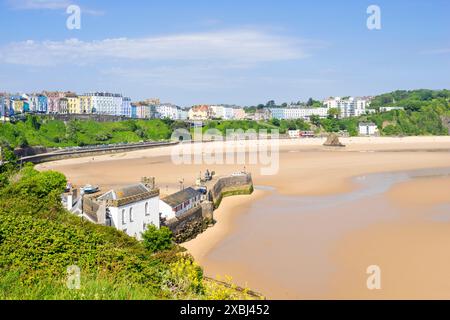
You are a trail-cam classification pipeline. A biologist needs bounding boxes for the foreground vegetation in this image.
[0,153,260,300]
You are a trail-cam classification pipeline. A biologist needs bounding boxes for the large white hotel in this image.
[270,106,329,120]
[85,92,131,117]
[323,97,371,118]
[269,97,371,121]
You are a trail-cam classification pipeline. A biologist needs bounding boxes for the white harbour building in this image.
[88,182,160,240]
[159,187,202,220]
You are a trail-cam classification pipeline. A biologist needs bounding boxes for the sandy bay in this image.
[38,136,450,299]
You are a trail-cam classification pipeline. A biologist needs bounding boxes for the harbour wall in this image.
[164,173,253,243]
[210,173,254,208]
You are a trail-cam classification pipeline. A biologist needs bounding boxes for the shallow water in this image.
[202,167,450,299]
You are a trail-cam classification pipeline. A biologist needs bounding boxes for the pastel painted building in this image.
[0,95,8,118]
[66,93,81,114]
[45,91,66,114]
[253,108,272,121]
[210,105,236,120]
[11,96,24,113]
[79,95,93,114]
[29,94,48,113]
[178,109,188,120]
[131,104,137,118]
[233,108,246,120]
[269,108,285,120]
[133,102,151,119]
[58,98,68,114]
[188,105,212,121]
[121,97,132,117]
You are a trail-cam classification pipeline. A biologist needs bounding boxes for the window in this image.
[145,202,149,216]
[122,209,126,225]
[129,207,134,222]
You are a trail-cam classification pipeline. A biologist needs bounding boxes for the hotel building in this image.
[324,97,370,118]
[85,92,124,116]
[269,106,329,120]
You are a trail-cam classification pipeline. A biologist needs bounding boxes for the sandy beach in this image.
[38,136,450,299]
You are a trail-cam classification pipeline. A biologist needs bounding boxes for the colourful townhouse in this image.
[66,93,81,114]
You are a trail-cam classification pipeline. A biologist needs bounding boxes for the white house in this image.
[288,130,301,138]
[157,103,186,120]
[160,187,202,220]
[359,122,378,136]
[210,105,225,119]
[97,183,160,240]
[380,106,405,112]
[233,108,246,120]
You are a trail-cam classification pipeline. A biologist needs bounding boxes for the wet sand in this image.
[331,175,450,299]
[38,136,450,299]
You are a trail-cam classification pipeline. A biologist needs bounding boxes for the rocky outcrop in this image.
[162,205,213,243]
[323,133,345,147]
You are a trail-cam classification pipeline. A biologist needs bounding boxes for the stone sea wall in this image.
[210,173,254,208]
[165,173,253,243]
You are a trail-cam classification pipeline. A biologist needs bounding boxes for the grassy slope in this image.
[0,165,258,300]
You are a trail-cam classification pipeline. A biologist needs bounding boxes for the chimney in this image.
[141,176,156,189]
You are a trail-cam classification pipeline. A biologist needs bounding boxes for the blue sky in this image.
[0,0,449,106]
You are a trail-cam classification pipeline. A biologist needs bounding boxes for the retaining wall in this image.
[20,141,177,164]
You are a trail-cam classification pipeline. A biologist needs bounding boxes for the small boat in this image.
[82,185,99,194]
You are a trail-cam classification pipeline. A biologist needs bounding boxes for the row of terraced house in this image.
[0,91,191,121]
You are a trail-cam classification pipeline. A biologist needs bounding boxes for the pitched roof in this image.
[161,187,201,207]
[99,184,150,200]
[359,122,376,126]
[97,183,159,207]
[192,105,210,112]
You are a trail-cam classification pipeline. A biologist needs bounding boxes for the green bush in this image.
[142,225,174,253]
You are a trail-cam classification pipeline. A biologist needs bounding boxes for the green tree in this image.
[142,225,173,253]
[310,115,321,127]
[328,108,340,119]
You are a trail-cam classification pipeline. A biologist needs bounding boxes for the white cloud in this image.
[7,0,70,10]
[0,29,313,66]
[7,0,105,15]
